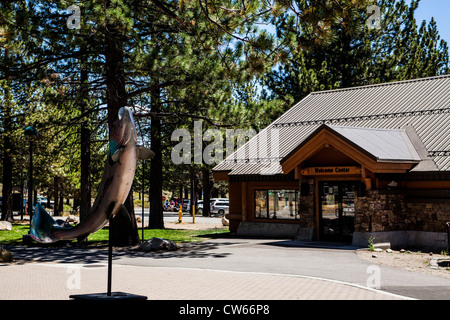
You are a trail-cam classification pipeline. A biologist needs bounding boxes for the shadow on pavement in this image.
[4,239,244,264]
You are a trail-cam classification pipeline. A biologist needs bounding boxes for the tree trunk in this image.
[104,9,139,245]
[1,129,13,221]
[110,191,140,246]
[1,49,13,222]
[105,21,127,127]
[202,167,211,217]
[149,85,164,229]
[79,46,91,221]
[58,189,63,213]
[53,176,60,216]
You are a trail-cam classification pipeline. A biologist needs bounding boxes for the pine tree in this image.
[1,0,281,242]
[264,0,450,108]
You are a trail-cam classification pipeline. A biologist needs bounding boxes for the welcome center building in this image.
[212,75,450,249]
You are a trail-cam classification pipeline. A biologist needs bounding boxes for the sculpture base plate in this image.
[70,291,147,300]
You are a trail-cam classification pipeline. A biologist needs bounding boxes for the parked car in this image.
[196,200,204,214]
[195,198,229,215]
[181,199,191,212]
[36,196,54,208]
[210,198,228,202]
[210,199,229,216]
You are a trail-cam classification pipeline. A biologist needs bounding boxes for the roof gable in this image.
[281,125,420,175]
[213,75,450,176]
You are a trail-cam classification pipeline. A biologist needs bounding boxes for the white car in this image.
[196,200,204,214]
[196,198,228,215]
[210,199,229,216]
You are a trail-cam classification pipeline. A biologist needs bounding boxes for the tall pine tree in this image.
[264,0,449,109]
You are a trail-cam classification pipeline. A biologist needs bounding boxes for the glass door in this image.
[319,181,358,242]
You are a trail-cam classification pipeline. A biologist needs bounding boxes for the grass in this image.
[0,223,229,246]
[87,226,229,245]
[368,236,375,251]
[0,224,30,245]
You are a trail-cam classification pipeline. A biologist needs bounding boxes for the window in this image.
[255,189,300,220]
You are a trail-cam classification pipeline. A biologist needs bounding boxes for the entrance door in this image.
[319,181,358,242]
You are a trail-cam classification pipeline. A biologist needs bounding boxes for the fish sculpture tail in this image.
[30,203,70,243]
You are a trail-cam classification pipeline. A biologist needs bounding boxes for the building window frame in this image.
[254,189,300,220]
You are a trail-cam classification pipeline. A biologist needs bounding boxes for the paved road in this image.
[102,238,450,300]
[4,237,450,300]
[5,213,450,300]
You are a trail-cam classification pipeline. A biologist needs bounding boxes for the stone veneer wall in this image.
[355,189,450,233]
[297,181,316,229]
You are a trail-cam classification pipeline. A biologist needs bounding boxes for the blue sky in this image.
[414,0,450,46]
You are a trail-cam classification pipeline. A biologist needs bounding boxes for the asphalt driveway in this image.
[5,237,450,300]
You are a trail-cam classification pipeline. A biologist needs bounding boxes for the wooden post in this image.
[241,182,247,222]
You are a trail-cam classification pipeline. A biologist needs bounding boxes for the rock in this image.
[222,217,229,226]
[400,249,406,253]
[372,254,378,258]
[429,259,439,268]
[386,249,393,253]
[138,237,178,252]
[0,221,12,231]
[0,248,13,262]
[373,242,391,250]
[374,248,383,252]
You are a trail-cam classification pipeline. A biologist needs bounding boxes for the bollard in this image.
[178,205,183,223]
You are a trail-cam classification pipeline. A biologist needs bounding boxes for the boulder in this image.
[138,237,178,252]
[0,221,12,231]
[221,217,229,226]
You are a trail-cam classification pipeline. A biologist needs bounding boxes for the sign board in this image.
[300,166,361,176]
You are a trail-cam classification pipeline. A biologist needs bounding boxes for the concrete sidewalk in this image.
[0,262,410,300]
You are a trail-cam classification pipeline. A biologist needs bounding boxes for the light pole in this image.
[24,126,38,224]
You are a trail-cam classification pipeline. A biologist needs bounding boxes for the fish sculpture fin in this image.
[30,203,66,243]
[137,146,155,160]
[111,148,124,163]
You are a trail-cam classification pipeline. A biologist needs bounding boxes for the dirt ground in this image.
[164,221,228,230]
[357,249,450,279]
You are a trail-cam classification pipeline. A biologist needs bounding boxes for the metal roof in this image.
[213,75,450,175]
[327,126,421,162]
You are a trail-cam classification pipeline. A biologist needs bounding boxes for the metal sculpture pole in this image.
[141,160,145,242]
